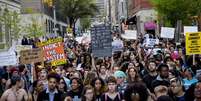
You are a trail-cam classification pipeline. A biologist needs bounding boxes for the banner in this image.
[91,24,112,57]
[161,27,175,38]
[0,51,17,66]
[184,26,198,35]
[121,30,137,40]
[185,32,201,55]
[20,48,44,64]
[37,38,67,66]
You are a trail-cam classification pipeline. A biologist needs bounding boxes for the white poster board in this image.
[112,39,124,52]
[161,27,175,38]
[121,30,137,40]
[184,26,198,35]
[0,51,17,66]
[144,38,159,48]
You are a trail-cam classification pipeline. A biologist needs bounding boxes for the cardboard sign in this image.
[0,51,17,66]
[38,38,67,66]
[184,26,198,35]
[91,24,112,57]
[20,48,44,64]
[161,27,175,38]
[112,39,124,52]
[122,30,137,40]
[15,45,32,52]
[185,32,201,55]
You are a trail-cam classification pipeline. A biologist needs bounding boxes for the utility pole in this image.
[108,0,112,27]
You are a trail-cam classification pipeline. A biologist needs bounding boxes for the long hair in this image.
[127,67,141,83]
[59,78,68,92]
[90,77,106,95]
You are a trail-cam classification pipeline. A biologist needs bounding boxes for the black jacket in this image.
[37,89,63,101]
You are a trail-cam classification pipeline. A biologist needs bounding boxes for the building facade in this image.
[20,0,67,37]
[127,0,157,33]
[0,0,21,50]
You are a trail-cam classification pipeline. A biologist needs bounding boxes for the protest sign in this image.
[15,45,32,52]
[37,38,67,66]
[185,32,201,55]
[20,48,43,64]
[144,38,159,48]
[161,27,175,38]
[112,39,124,52]
[184,26,198,35]
[91,24,112,57]
[0,51,17,66]
[121,30,137,40]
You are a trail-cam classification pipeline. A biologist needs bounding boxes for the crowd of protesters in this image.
[0,31,201,101]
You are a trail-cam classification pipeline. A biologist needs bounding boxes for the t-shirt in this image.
[183,78,198,90]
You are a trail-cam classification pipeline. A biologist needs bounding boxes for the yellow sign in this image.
[185,32,201,55]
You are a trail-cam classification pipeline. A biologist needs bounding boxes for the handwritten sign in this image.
[0,51,17,66]
[122,30,137,40]
[37,38,67,66]
[20,48,44,64]
[161,27,175,38]
[112,39,123,52]
[144,38,159,48]
[91,24,112,57]
[184,26,198,35]
[185,32,201,55]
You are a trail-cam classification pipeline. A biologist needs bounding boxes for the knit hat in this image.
[114,71,127,78]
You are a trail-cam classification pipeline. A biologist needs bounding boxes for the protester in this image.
[101,76,124,101]
[127,67,142,83]
[58,78,68,93]
[143,60,158,92]
[124,82,150,101]
[67,77,83,101]
[38,68,48,90]
[194,82,201,101]
[0,75,28,101]
[37,72,63,101]
[182,68,198,90]
[28,80,44,101]
[114,70,128,94]
[170,77,186,101]
[151,64,170,90]
[91,77,106,101]
[81,85,95,101]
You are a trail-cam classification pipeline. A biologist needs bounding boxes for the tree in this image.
[80,16,91,32]
[58,0,98,36]
[188,0,201,30]
[151,0,190,27]
[0,8,22,49]
[23,17,45,38]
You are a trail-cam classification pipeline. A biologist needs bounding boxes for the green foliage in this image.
[80,17,91,31]
[151,0,201,27]
[57,0,98,35]
[0,8,22,40]
[24,18,45,38]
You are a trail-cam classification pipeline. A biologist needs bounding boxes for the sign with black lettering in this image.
[91,24,112,57]
[20,48,43,64]
[185,32,201,55]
